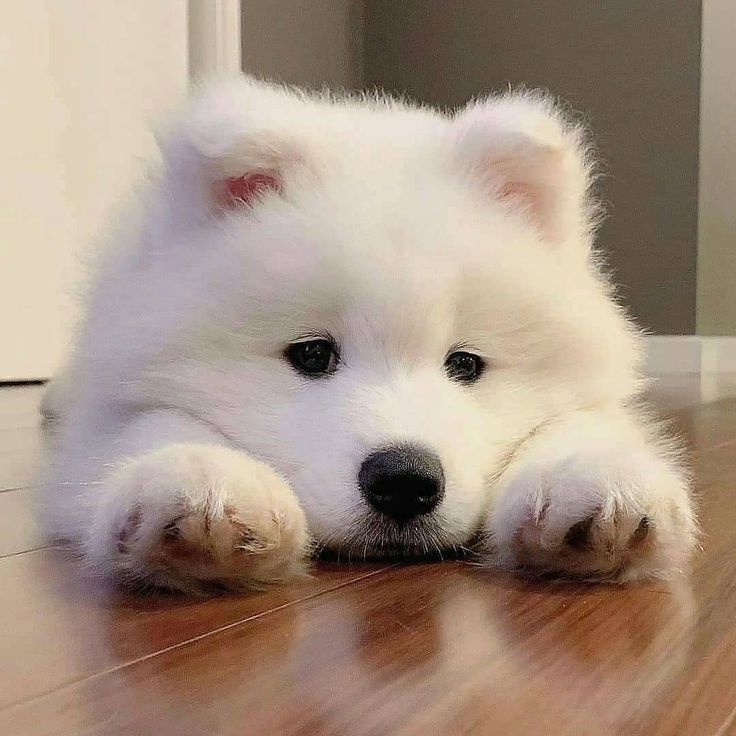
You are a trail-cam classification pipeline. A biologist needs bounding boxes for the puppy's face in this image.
[148,83,640,557]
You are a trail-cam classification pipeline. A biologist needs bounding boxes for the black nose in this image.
[358,445,445,521]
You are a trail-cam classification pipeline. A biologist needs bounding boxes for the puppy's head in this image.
[141,78,641,557]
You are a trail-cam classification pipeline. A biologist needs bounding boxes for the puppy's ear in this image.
[452,92,596,248]
[157,78,306,220]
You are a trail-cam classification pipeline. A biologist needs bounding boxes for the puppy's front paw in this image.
[487,448,696,581]
[87,444,309,593]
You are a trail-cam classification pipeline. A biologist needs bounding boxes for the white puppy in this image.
[40,77,696,593]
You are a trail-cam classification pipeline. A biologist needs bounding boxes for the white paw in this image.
[87,444,309,593]
[487,448,697,581]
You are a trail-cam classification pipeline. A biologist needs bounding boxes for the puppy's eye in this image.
[444,351,485,384]
[285,339,338,377]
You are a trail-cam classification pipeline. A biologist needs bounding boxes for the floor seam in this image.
[0,485,32,494]
[714,701,736,736]
[0,544,54,560]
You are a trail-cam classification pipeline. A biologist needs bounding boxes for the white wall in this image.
[0,1,189,380]
[697,0,736,335]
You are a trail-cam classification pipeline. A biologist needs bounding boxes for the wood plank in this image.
[670,397,736,456]
[0,487,43,556]
[0,385,44,491]
[0,547,391,711]
[2,451,735,736]
[0,379,735,734]
[0,427,42,491]
[0,562,716,736]
[646,373,736,413]
[0,385,44,429]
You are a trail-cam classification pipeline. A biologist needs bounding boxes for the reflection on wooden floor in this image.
[1,375,735,735]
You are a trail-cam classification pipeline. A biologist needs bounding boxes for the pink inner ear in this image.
[498,179,546,231]
[214,172,280,209]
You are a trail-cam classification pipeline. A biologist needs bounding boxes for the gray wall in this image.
[363,1,702,335]
[242,0,364,90]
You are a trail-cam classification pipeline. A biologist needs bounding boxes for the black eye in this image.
[444,351,485,384]
[285,339,338,377]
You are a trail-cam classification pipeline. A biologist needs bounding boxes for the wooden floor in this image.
[2,376,736,735]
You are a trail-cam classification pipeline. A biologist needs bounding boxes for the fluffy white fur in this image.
[40,76,696,593]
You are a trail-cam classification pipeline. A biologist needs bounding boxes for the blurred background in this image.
[2,0,733,382]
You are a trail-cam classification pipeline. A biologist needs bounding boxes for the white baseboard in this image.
[645,336,736,374]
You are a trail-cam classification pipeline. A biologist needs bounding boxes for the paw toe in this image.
[161,517,184,541]
[116,504,142,552]
[628,516,651,549]
[563,516,596,551]
[508,508,660,581]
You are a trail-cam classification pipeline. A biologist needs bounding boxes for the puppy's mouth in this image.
[315,513,474,562]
